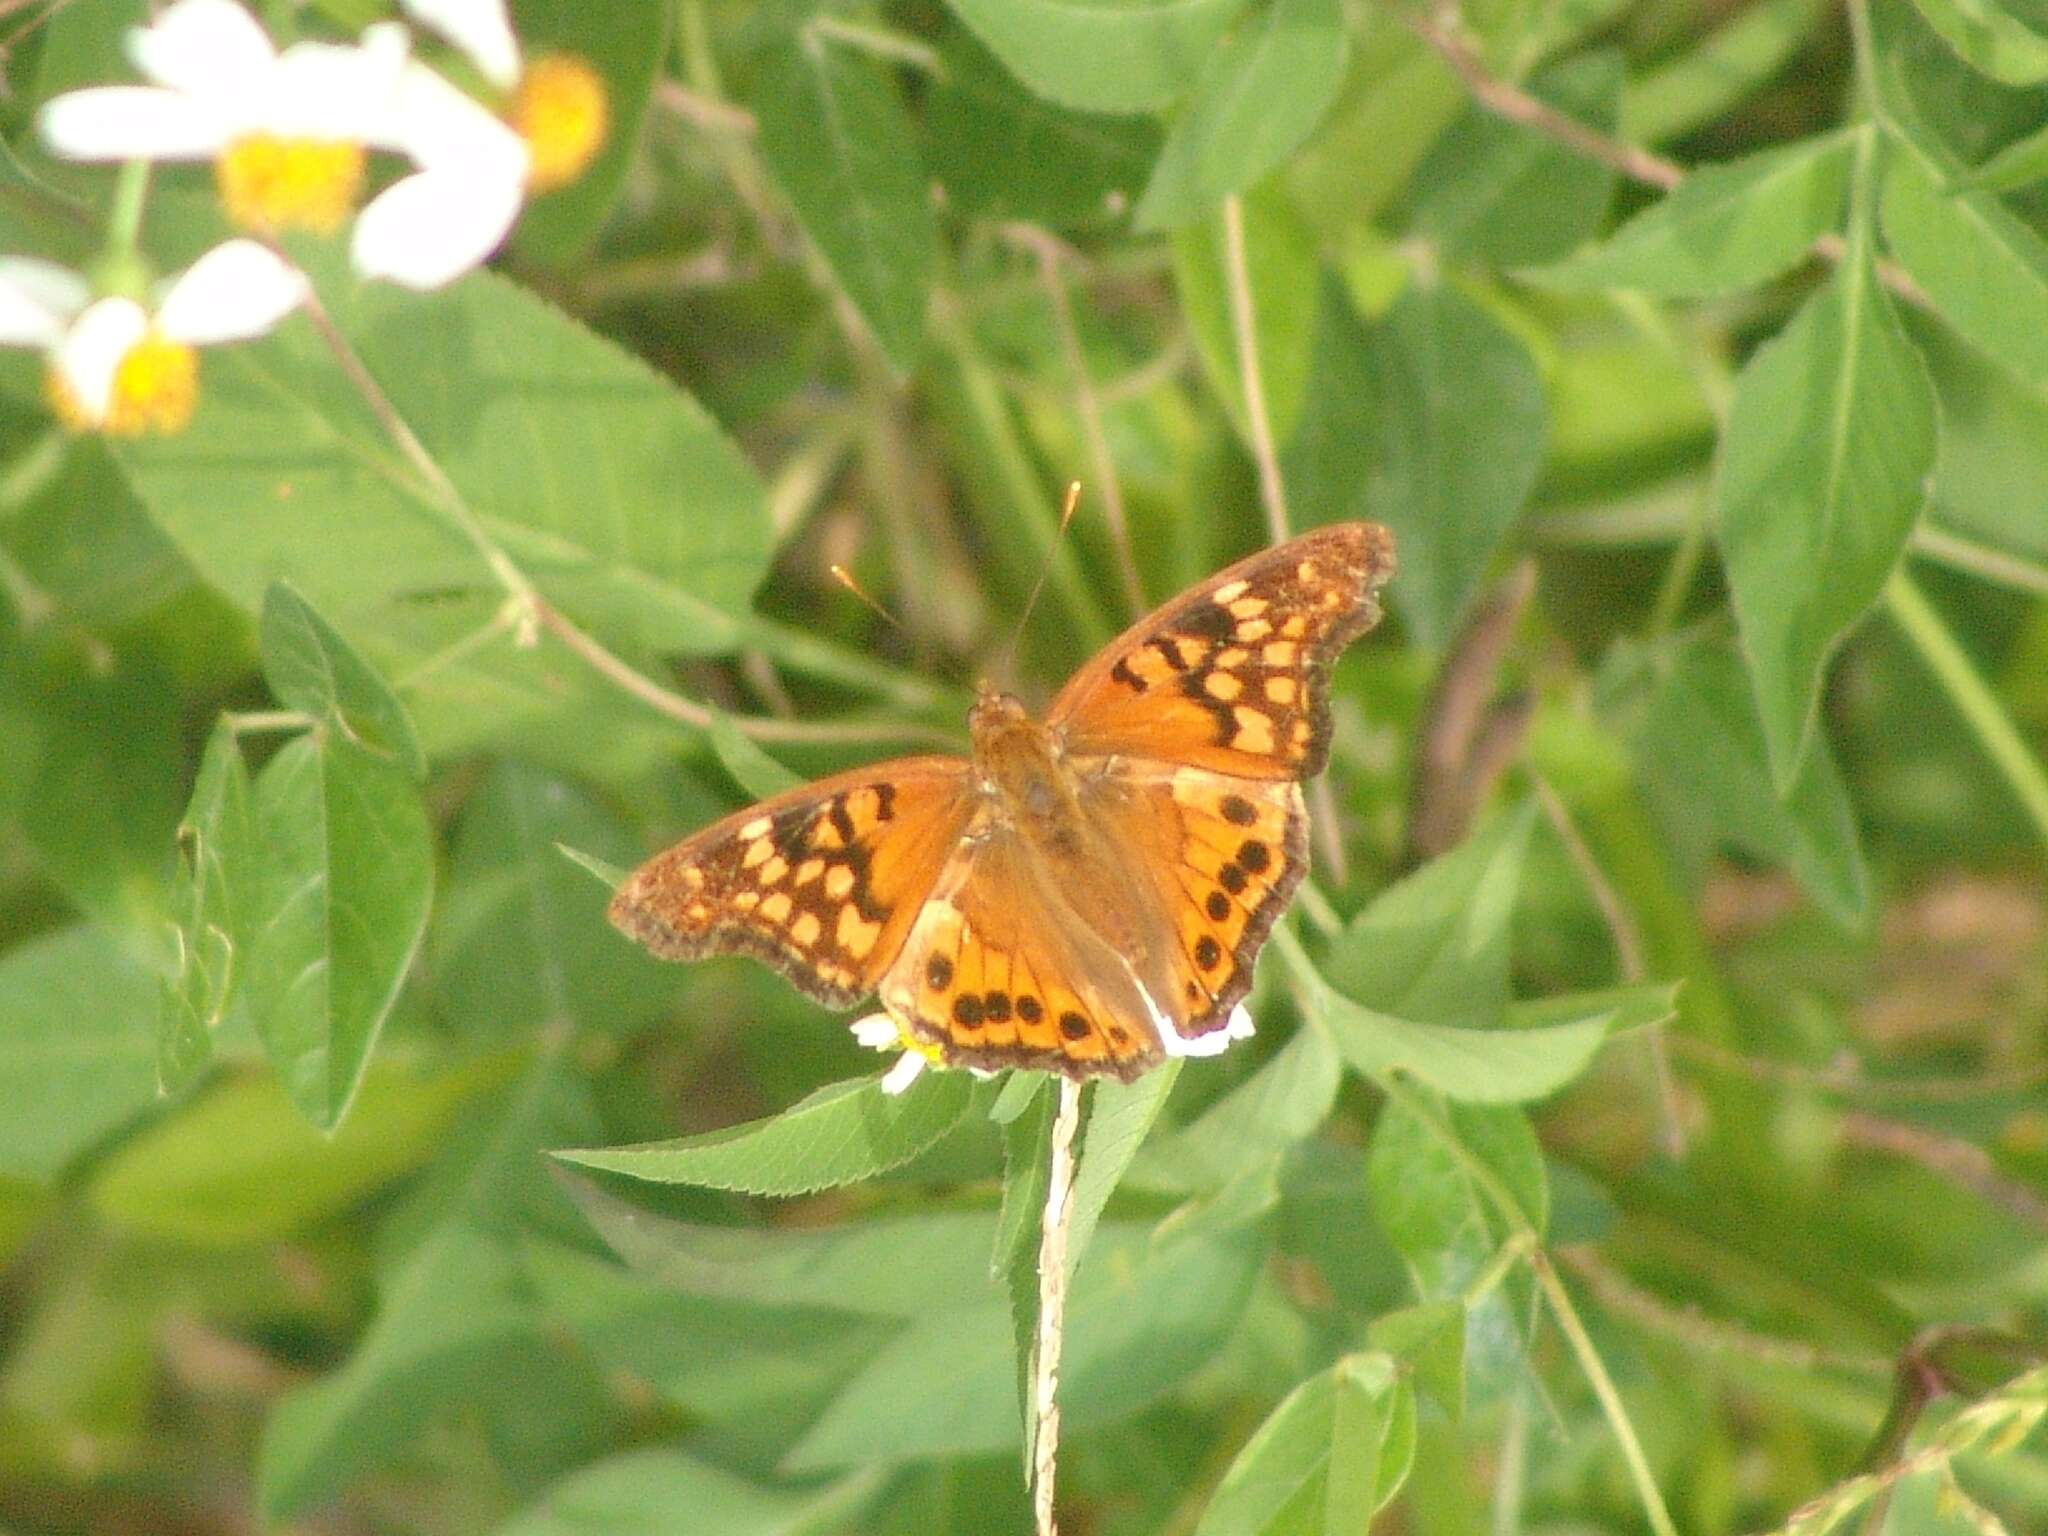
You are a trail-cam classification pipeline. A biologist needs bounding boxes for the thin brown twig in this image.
[1534,773,1687,1159]
[653,78,758,137]
[1006,224,1147,618]
[1405,10,1933,310]
[1032,1076,1085,1536]
[1838,1111,2048,1233]
[1668,1035,2048,1104]
[1556,1246,1893,1377]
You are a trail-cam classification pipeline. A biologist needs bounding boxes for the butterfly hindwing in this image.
[609,758,975,1008]
[878,835,1162,1081]
[1050,522,1395,781]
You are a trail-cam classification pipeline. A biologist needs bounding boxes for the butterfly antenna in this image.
[996,480,1083,680]
[829,563,906,632]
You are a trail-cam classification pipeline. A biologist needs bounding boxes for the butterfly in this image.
[609,521,1396,1084]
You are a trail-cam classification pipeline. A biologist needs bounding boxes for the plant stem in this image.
[104,159,152,260]
[1032,1075,1085,1536]
[1885,568,2048,852]
[1220,195,1288,546]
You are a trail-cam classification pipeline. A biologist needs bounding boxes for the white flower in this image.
[352,0,607,290]
[849,1012,934,1095]
[0,241,305,434]
[38,0,410,235]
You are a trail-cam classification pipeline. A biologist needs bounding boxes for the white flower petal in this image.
[402,0,522,90]
[0,259,89,346]
[351,165,523,289]
[55,298,150,425]
[849,1013,900,1050]
[39,85,231,160]
[378,58,527,171]
[880,1051,928,1095]
[1225,1003,1255,1040]
[156,240,306,345]
[126,0,275,101]
[259,36,411,140]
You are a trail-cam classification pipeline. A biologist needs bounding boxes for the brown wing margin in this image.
[608,756,975,1008]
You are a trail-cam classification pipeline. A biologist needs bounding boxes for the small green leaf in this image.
[1134,0,1349,230]
[1172,186,1320,447]
[1953,116,2048,190]
[1324,800,1538,1021]
[706,708,805,799]
[751,33,937,372]
[926,28,1162,227]
[552,1070,977,1194]
[1195,1366,1333,1536]
[1132,1024,1341,1192]
[1618,0,1828,147]
[1633,634,1869,925]
[1529,130,1855,296]
[1368,1095,1547,1253]
[160,721,254,1091]
[1715,191,1938,790]
[941,0,1251,114]
[1882,140,2048,393]
[261,580,426,780]
[1505,980,1682,1038]
[1326,1353,1401,1533]
[0,927,158,1183]
[1368,1299,1466,1419]
[1314,993,1610,1104]
[245,734,435,1131]
[497,1448,855,1536]
[1068,1063,1181,1282]
[1409,50,1622,267]
[1360,284,1547,650]
[1906,0,2048,83]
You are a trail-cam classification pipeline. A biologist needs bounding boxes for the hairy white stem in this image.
[1032,1075,1085,1536]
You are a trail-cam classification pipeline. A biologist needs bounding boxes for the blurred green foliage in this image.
[2,0,2048,1533]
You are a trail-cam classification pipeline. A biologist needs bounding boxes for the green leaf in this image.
[1313,992,1610,1104]
[1633,634,1869,925]
[496,1449,854,1536]
[750,33,937,373]
[1953,114,2048,190]
[1068,1063,1181,1281]
[1359,284,1547,650]
[117,257,771,773]
[0,927,158,1183]
[160,721,254,1091]
[552,1070,977,1194]
[1408,50,1622,267]
[926,27,1162,227]
[706,708,805,799]
[1133,0,1349,230]
[1132,1024,1341,1192]
[260,580,425,780]
[1195,1367,1336,1536]
[433,763,673,1041]
[258,1058,599,1517]
[1881,138,2048,393]
[1907,0,2048,82]
[1505,981,1682,1038]
[1715,193,1939,790]
[1528,130,1855,296]
[89,1056,512,1244]
[1369,1095,1547,1252]
[1324,800,1539,1022]
[1326,1354,1408,1532]
[1618,0,1828,146]
[18,662,180,966]
[783,1221,1263,1468]
[1172,187,1320,447]
[508,0,671,263]
[1367,1299,1466,1418]
[245,735,434,1131]
[941,0,1251,114]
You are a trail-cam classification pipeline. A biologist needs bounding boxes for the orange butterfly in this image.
[610,522,1396,1086]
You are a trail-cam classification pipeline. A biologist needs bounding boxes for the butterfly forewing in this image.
[1050,522,1395,780]
[608,757,974,1008]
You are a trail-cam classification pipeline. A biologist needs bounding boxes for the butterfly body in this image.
[611,521,1396,1081]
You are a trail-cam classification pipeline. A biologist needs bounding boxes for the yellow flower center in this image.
[216,135,366,234]
[45,331,199,437]
[508,54,608,192]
